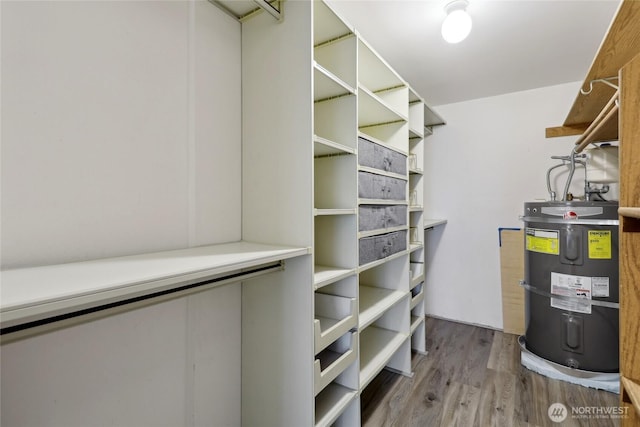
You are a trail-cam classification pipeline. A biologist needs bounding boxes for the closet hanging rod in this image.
[1,261,283,341]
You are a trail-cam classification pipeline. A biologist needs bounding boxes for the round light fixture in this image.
[441,0,472,44]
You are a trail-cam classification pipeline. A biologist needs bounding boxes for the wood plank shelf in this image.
[546,0,640,137]
[620,207,640,219]
[621,376,640,418]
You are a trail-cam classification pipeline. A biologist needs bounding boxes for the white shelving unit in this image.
[239,1,445,425]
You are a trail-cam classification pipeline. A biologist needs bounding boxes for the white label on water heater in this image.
[550,272,592,314]
[591,277,610,297]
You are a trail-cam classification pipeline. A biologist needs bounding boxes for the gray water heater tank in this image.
[522,200,619,372]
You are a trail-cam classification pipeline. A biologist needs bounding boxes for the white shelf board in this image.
[357,131,408,156]
[313,1,354,46]
[359,325,409,390]
[424,219,447,229]
[358,225,408,239]
[409,168,423,175]
[410,315,424,334]
[409,206,423,212]
[409,243,424,253]
[314,134,356,157]
[0,241,310,330]
[314,208,357,216]
[314,383,358,427]
[315,296,357,354]
[357,37,405,92]
[409,126,424,139]
[410,274,425,289]
[358,198,408,206]
[357,165,407,182]
[314,265,356,290]
[358,286,407,330]
[358,85,407,128]
[410,290,424,310]
[314,334,357,395]
[358,250,407,273]
[314,62,355,101]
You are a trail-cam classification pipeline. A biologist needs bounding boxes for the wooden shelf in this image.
[573,91,619,151]
[621,376,640,418]
[620,207,640,219]
[546,0,640,137]
[0,241,309,332]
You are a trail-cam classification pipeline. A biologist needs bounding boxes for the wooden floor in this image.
[361,317,620,427]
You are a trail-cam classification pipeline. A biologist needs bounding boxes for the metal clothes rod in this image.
[1,261,283,342]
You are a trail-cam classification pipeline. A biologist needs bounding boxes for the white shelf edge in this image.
[358,198,408,206]
[409,206,423,212]
[314,134,356,156]
[314,333,357,396]
[314,208,357,216]
[409,126,424,139]
[409,243,424,253]
[410,315,424,334]
[314,265,357,290]
[410,291,424,310]
[1,241,311,330]
[359,326,410,390]
[358,225,408,239]
[357,132,408,156]
[358,85,408,125]
[424,219,447,229]
[357,165,408,181]
[358,250,408,273]
[358,286,407,330]
[410,274,425,288]
[315,305,357,355]
[314,61,356,100]
[314,383,358,427]
[409,168,423,175]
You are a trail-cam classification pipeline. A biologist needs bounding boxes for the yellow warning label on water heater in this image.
[588,230,612,259]
[526,228,559,255]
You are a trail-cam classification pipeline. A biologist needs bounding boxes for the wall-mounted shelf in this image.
[424,219,448,229]
[545,0,640,138]
[0,241,309,334]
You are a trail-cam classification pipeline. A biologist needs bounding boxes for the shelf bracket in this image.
[580,76,619,95]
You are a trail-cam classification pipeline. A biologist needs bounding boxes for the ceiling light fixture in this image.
[441,0,472,44]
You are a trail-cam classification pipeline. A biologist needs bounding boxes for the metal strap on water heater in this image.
[519,280,620,310]
[520,216,619,226]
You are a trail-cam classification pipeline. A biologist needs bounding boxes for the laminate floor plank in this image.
[361,317,621,427]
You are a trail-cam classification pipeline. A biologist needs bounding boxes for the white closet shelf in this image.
[409,126,423,139]
[358,225,408,239]
[424,219,447,229]
[409,243,424,253]
[0,241,309,331]
[357,165,407,182]
[411,275,425,289]
[358,85,408,127]
[315,294,357,354]
[314,383,358,427]
[358,286,407,330]
[409,206,423,212]
[409,168,423,175]
[314,134,356,157]
[358,250,407,273]
[358,198,408,206]
[314,62,356,102]
[314,265,356,290]
[313,0,354,46]
[410,290,424,310]
[357,131,408,156]
[314,332,357,396]
[359,325,409,390]
[314,208,357,216]
[410,315,424,334]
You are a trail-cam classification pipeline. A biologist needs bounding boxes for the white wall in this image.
[1,1,242,425]
[1,0,241,269]
[423,81,589,329]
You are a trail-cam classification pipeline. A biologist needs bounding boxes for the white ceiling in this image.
[324,0,621,106]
